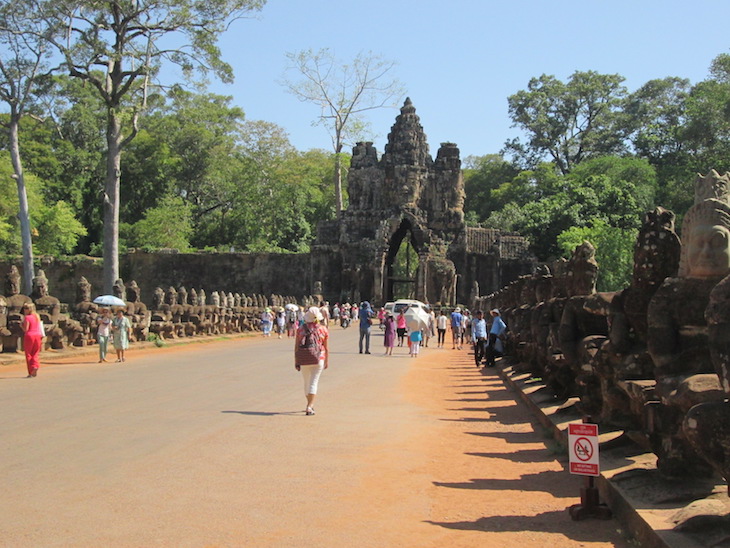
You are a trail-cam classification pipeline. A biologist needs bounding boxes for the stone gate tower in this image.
[311,98,535,306]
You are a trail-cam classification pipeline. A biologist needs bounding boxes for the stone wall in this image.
[0,250,314,306]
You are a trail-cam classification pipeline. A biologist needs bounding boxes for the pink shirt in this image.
[397,314,407,329]
[23,313,43,337]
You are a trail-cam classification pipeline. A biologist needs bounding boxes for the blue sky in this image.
[202,0,730,161]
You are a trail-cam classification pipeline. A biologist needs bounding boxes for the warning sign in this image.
[568,422,599,476]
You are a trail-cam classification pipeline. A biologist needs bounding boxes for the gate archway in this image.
[385,219,421,302]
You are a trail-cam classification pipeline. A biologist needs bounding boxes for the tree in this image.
[38,0,265,292]
[462,154,520,224]
[557,219,636,292]
[282,48,404,216]
[505,71,629,174]
[0,0,57,292]
[129,195,192,250]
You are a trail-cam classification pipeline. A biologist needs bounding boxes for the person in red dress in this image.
[21,303,43,378]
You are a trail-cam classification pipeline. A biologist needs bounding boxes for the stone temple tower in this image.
[311,98,534,306]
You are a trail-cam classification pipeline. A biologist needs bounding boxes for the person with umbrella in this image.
[97,307,112,363]
[111,308,131,362]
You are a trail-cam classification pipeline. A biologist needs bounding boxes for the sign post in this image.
[567,421,612,520]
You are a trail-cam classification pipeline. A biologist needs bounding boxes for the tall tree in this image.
[0,0,57,293]
[38,0,265,292]
[505,71,629,174]
[282,48,404,216]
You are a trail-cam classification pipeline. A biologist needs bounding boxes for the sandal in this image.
[305,407,315,416]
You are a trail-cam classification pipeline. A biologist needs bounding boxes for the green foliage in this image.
[34,200,87,254]
[557,219,636,291]
[0,151,86,255]
[129,195,193,251]
[505,71,629,173]
[479,157,650,260]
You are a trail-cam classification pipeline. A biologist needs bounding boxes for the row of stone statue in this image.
[0,267,321,353]
[476,170,730,494]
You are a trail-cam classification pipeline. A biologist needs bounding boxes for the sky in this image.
[198,0,730,161]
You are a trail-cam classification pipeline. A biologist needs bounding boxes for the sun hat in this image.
[491,308,500,315]
[454,307,461,312]
[304,306,323,323]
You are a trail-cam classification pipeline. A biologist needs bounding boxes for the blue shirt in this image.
[471,318,487,341]
[359,305,373,329]
[410,330,422,342]
[490,316,506,336]
[450,312,463,328]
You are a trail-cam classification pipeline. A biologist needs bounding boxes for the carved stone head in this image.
[126,280,141,303]
[695,170,730,205]
[633,207,681,289]
[4,266,21,296]
[76,276,91,303]
[31,269,49,299]
[113,278,126,302]
[679,198,730,279]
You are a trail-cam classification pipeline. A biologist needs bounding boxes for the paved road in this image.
[0,327,425,547]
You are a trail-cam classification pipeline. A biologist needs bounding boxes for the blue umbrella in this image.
[93,295,126,307]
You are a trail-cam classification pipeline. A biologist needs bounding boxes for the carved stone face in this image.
[688,224,730,278]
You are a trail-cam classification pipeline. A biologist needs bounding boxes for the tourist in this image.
[111,308,131,363]
[97,307,112,363]
[409,327,422,358]
[471,310,488,367]
[451,307,464,350]
[294,306,329,416]
[396,310,407,346]
[260,307,273,337]
[424,306,435,347]
[485,309,507,367]
[377,306,386,330]
[21,302,43,378]
[319,301,330,326]
[275,309,286,339]
[383,312,396,355]
[286,307,298,337]
[332,303,340,325]
[436,310,448,348]
[358,300,374,354]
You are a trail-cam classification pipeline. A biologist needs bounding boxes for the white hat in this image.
[454,307,461,312]
[304,306,323,323]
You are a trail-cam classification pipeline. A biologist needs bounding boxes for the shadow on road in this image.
[424,509,603,542]
[221,410,303,417]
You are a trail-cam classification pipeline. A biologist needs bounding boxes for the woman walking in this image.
[97,308,112,362]
[396,310,407,346]
[111,308,131,362]
[294,306,329,416]
[383,312,396,355]
[21,303,43,377]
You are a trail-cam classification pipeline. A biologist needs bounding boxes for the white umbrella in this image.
[284,303,299,311]
[93,295,126,307]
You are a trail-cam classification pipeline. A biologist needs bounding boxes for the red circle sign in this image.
[573,437,594,461]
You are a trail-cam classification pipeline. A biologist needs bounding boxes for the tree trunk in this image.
[103,110,123,293]
[8,113,35,295]
[334,152,343,218]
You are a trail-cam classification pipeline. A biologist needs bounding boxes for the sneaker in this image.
[306,407,315,416]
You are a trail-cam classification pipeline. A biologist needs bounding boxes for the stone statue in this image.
[2,266,32,353]
[646,173,730,475]
[31,269,64,349]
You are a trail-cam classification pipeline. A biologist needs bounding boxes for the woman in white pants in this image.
[294,307,330,415]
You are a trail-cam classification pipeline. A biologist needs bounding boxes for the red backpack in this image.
[295,324,322,365]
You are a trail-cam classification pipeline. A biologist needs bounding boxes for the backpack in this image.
[295,324,322,365]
